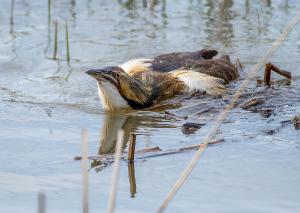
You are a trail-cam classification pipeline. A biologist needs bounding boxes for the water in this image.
[0,0,300,212]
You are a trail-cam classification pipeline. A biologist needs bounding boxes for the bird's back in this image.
[119,49,239,84]
[150,49,218,72]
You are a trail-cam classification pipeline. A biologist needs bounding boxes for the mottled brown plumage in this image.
[121,49,239,84]
[180,55,239,84]
[87,49,239,111]
[150,49,218,72]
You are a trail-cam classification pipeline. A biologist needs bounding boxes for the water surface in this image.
[0,0,300,212]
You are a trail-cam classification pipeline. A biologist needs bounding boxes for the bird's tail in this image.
[119,58,153,75]
[171,70,227,96]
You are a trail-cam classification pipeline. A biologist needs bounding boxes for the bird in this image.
[86,49,239,111]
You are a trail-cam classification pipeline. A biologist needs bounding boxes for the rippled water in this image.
[0,0,300,212]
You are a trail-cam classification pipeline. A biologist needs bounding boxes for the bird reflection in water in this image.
[92,111,177,198]
[97,110,177,155]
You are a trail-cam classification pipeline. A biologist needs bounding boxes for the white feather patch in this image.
[171,70,227,96]
[97,82,129,110]
[119,58,153,75]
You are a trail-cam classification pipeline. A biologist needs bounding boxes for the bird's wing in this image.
[119,58,153,76]
[170,69,227,96]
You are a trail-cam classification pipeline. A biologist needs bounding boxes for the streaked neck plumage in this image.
[96,74,160,111]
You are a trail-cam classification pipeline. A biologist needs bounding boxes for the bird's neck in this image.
[118,77,159,109]
[120,73,185,109]
[97,73,184,110]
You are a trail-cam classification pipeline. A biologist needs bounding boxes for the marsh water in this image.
[1,0,300,212]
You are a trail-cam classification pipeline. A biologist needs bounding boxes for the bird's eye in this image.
[115,73,120,78]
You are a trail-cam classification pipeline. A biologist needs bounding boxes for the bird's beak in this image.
[86,68,103,77]
[86,68,118,85]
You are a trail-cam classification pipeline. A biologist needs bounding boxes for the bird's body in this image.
[87,49,239,111]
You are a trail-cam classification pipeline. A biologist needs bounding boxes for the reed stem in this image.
[53,21,58,60]
[81,129,89,213]
[65,20,70,65]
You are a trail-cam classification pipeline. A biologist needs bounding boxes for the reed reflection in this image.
[204,0,234,46]
[128,162,137,198]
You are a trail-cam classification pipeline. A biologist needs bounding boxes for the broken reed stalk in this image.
[37,191,46,213]
[264,63,272,86]
[81,129,89,213]
[128,133,136,162]
[270,63,291,79]
[107,130,125,213]
[53,21,58,60]
[157,11,300,213]
[264,62,292,86]
[65,20,70,65]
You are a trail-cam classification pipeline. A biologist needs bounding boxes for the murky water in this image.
[1,0,300,212]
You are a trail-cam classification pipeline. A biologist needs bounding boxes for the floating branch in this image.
[74,139,224,163]
[239,98,265,110]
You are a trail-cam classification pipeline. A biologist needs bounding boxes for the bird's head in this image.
[86,66,129,89]
[86,66,132,110]
[86,66,154,110]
